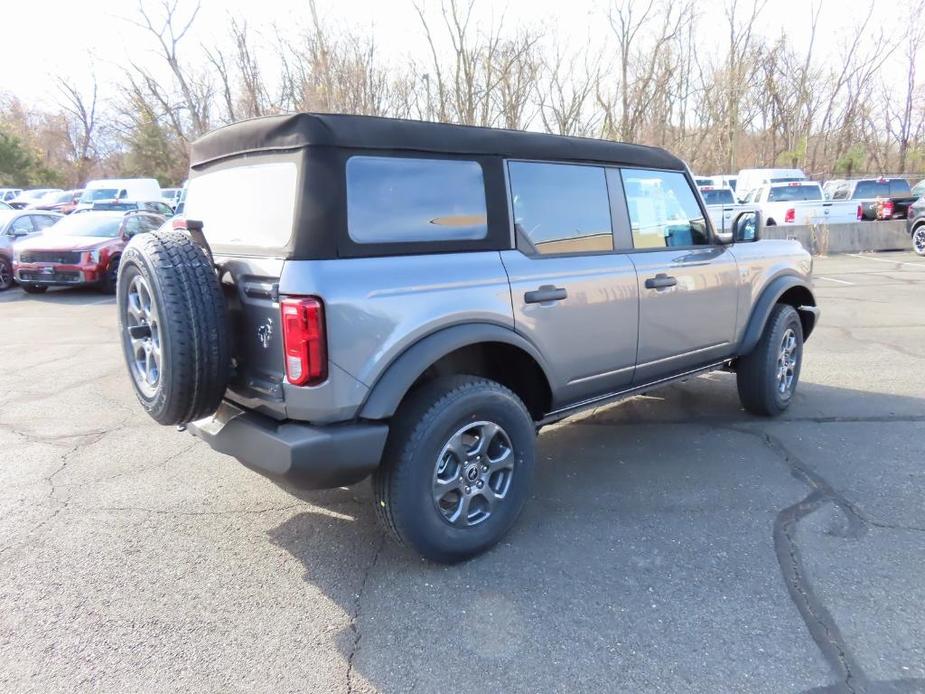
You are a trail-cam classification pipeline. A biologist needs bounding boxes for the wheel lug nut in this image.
[481,465,488,472]
[464,486,471,494]
[477,481,483,488]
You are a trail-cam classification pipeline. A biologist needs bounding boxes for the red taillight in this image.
[784,208,796,223]
[280,297,327,386]
[171,217,187,231]
[857,204,863,220]
[881,200,894,218]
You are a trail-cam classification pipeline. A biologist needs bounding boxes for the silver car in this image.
[116,114,820,563]
[0,209,62,290]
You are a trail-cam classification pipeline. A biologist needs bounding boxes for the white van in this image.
[75,178,161,212]
[736,168,807,202]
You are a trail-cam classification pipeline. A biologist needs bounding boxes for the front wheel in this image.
[373,376,536,564]
[736,304,804,416]
[913,225,925,257]
[0,257,13,290]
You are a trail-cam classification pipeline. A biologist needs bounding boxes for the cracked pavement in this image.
[1,251,923,693]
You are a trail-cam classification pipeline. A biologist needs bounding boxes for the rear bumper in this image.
[187,401,389,489]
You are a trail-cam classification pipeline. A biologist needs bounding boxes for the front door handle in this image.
[644,273,677,290]
[524,285,567,304]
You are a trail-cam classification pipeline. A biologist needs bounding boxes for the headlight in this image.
[87,249,100,263]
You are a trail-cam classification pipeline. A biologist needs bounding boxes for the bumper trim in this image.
[188,402,388,489]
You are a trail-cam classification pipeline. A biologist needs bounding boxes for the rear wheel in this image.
[373,376,536,564]
[117,230,230,425]
[21,284,47,294]
[913,225,925,257]
[0,257,13,290]
[736,304,804,416]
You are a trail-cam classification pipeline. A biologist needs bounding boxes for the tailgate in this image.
[217,257,288,416]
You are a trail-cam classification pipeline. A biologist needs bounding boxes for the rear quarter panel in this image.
[278,251,515,391]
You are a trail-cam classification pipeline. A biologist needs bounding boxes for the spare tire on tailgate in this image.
[117,230,231,425]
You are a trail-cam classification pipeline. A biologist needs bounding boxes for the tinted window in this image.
[853,180,889,198]
[347,156,487,244]
[888,179,911,195]
[124,215,162,237]
[701,189,735,205]
[768,184,822,202]
[508,161,612,255]
[622,169,709,248]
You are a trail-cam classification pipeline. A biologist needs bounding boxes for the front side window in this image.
[508,161,613,255]
[622,169,709,248]
[346,156,487,244]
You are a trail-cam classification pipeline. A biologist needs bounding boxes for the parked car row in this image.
[695,168,924,233]
[0,208,166,293]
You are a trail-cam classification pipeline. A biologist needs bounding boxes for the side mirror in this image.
[732,210,761,243]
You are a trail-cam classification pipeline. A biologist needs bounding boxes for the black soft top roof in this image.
[189,113,686,171]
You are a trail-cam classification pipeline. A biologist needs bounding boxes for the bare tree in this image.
[56,76,99,185]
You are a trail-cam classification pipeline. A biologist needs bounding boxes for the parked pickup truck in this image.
[824,178,917,221]
[698,185,756,233]
[742,181,856,227]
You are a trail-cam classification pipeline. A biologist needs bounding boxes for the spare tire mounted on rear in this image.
[117,230,231,425]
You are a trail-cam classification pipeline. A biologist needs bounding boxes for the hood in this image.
[15,235,116,252]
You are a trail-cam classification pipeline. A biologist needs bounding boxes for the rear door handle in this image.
[644,273,677,290]
[524,285,567,304]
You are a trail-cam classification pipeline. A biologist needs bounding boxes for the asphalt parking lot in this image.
[1,251,923,693]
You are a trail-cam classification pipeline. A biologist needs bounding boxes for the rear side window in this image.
[622,169,709,248]
[508,161,613,255]
[346,156,487,244]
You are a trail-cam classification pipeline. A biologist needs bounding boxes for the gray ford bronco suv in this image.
[117,113,819,563]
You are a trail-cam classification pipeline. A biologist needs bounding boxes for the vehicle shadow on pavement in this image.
[266,372,925,693]
[2,285,115,304]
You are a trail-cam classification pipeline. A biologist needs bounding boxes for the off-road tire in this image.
[0,257,13,290]
[21,284,47,294]
[736,303,804,416]
[373,375,536,564]
[117,230,230,425]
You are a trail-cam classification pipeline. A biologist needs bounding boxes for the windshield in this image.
[768,184,822,202]
[768,177,806,184]
[79,188,121,203]
[46,214,122,237]
[41,191,72,204]
[701,189,736,205]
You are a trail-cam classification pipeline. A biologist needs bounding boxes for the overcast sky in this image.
[0,0,891,108]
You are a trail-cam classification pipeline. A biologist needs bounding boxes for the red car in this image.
[13,211,164,294]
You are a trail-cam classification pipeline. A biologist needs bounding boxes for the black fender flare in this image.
[359,323,554,420]
[739,274,818,356]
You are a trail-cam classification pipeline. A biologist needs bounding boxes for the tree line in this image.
[1,0,923,189]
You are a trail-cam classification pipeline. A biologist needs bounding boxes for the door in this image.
[619,168,740,383]
[502,161,639,406]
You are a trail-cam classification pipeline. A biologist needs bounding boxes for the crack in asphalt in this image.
[346,533,386,694]
[751,428,921,694]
